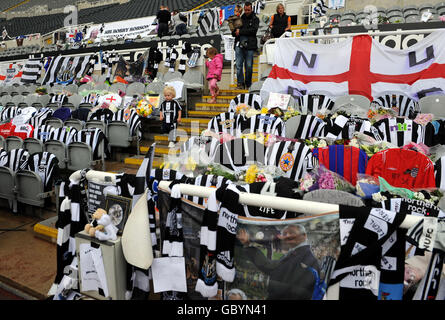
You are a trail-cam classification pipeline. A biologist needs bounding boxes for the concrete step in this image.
[154,134,188,145]
[141,145,181,155]
[124,155,164,168]
[181,118,211,125]
[201,95,236,101]
[219,89,248,94]
[188,110,223,118]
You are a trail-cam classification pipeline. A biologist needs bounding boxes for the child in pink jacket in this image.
[206,47,223,103]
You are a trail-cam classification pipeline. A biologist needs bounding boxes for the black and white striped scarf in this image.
[197,8,220,36]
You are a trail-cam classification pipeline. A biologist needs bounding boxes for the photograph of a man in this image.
[237,224,320,300]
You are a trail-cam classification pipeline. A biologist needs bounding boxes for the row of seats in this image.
[323,3,445,25]
[0,132,105,172]
[0,150,57,214]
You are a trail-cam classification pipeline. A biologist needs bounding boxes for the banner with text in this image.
[261,30,445,101]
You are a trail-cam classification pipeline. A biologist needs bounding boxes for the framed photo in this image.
[104,195,132,235]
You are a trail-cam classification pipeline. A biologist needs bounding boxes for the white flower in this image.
[414,192,425,200]
[318,140,327,148]
[372,192,387,202]
[349,138,360,148]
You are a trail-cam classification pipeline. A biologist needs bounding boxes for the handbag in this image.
[260,27,273,44]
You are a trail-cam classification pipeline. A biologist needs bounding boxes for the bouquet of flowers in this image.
[238,164,284,184]
[283,108,300,121]
[299,165,355,193]
[35,87,47,95]
[304,137,328,150]
[204,164,237,181]
[135,97,153,118]
[367,106,398,124]
[235,103,250,115]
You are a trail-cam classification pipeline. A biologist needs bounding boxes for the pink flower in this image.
[319,172,336,189]
[440,15,445,22]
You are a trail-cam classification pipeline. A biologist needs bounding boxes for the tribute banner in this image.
[261,30,445,101]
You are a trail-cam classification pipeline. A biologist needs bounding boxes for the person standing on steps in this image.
[232,1,259,90]
[206,47,224,104]
[269,3,291,38]
[159,86,182,148]
[157,5,171,38]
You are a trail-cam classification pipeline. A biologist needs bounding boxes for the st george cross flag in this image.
[42,55,93,85]
[0,63,23,85]
[261,30,445,102]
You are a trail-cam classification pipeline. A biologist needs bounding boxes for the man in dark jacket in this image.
[156,5,171,38]
[232,2,259,89]
[237,224,320,300]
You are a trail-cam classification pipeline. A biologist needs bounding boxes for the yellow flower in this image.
[261,107,268,114]
[185,157,197,171]
[245,165,259,184]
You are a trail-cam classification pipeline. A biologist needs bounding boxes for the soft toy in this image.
[84,208,118,241]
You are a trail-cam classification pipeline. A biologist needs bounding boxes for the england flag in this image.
[261,30,445,102]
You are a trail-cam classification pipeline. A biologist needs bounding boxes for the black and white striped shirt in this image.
[228,94,262,113]
[3,148,29,172]
[212,138,267,172]
[112,108,141,138]
[48,126,78,145]
[0,148,7,166]
[29,108,53,128]
[50,94,68,106]
[297,94,335,115]
[81,93,101,107]
[88,108,114,123]
[0,106,20,122]
[25,151,59,191]
[292,114,327,139]
[207,112,239,136]
[237,114,286,137]
[33,124,56,142]
[373,94,419,119]
[160,100,182,124]
[72,128,107,160]
[265,140,314,181]
[372,118,434,147]
[326,115,373,140]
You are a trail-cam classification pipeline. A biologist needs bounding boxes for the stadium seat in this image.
[183,70,204,90]
[23,138,44,155]
[44,140,67,170]
[79,83,94,92]
[5,136,24,151]
[45,117,64,129]
[107,121,139,154]
[419,95,445,117]
[249,81,265,95]
[85,120,107,136]
[67,94,82,110]
[14,170,52,212]
[163,71,183,82]
[126,82,145,96]
[110,82,127,94]
[333,94,371,110]
[64,118,84,131]
[0,135,5,149]
[0,166,17,213]
[146,81,165,95]
[67,141,105,171]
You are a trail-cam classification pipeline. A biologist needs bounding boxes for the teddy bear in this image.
[84,208,118,241]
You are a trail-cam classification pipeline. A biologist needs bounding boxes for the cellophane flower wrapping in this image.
[356,174,380,199]
[299,165,355,193]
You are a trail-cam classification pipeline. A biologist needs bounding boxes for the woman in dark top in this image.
[269,3,291,38]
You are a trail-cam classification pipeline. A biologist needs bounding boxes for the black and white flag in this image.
[42,55,93,85]
[197,8,220,36]
[313,0,328,17]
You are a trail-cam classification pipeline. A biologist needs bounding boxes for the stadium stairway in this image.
[123,56,259,169]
